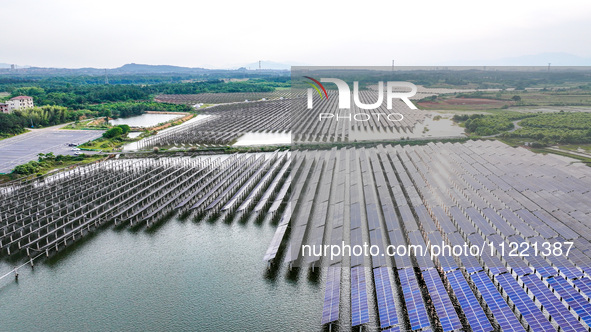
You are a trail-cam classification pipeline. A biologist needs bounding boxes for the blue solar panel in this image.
[350,228,364,267]
[507,235,557,278]
[447,270,493,332]
[449,206,477,235]
[398,267,430,330]
[321,265,340,325]
[422,268,462,331]
[351,266,369,326]
[381,327,400,332]
[495,273,555,331]
[447,232,483,274]
[467,233,506,276]
[573,278,591,300]
[521,274,587,332]
[501,235,533,277]
[373,267,398,328]
[547,276,591,328]
[466,207,496,236]
[471,272,526,332]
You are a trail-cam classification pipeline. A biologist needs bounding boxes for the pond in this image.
[0,216,321,331]
[109,113,184,128]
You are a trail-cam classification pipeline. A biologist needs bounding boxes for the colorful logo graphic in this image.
[304,76,328,99]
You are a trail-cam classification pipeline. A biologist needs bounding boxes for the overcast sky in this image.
[2,0,591,68]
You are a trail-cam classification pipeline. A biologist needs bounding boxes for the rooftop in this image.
[9,95,33,100]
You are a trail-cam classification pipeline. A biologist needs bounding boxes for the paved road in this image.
[0,124,104,173]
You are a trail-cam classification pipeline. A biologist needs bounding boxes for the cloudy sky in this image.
[2,0,591,68]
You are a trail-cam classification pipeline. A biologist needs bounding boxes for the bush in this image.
[103,126,123,138]
[117,124,131,134]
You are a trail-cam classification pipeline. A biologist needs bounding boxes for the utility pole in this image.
[104,69,109,84]
[392,60,395,72]
[548,63,551,72]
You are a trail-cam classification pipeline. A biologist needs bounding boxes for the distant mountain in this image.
[111,63,208,74]
[0,63,288,76]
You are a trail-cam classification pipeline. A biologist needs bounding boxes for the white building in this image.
[0,103,9,114]
[6,96,34,112]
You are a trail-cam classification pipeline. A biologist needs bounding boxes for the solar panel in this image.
[465,207,496,236]
[398,267,431,330]
[427,232,457,272]
[493,235,530,277]
[351,266,370,326]
[415,204,437,234]
[547,276,591,328]
[388,230,412,269]
[432,205,457,235]
[369,229,386,268]
[449,206,477,236]
[350,227,364,267]
[470,272,526,332]
[482,208,515,237]
[521,274,587,332]
[532,237,583,279]
[399,204,418,232]
[422,268,462,331]
[447,232,483,274]
[447,270,493,332]
[505,235,556,278]
[407,230,433,270]
[373,267,399,328]
[321,265,341,325]
[514,209,557,239]
[574,278,591,300]
[495,273,555,331]
[467,233,506,275]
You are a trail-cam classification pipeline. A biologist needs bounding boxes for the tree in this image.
[103,126,123,138]
[117,124,131,134]
[104,109,112,122]
[511,95,522,102]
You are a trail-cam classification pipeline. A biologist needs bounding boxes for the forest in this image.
[0,78,289,109]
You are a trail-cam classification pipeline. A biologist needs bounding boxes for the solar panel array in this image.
[321,265,341,325]
[521,274,588,331]
[471,272,526,332]
[351,266,369,326]
[422,268,461,331]
[547,276,591,328]
[373,267,399,328]
[446,270,493,332]
[5,104,591,332]
[399,267,431,330]
[259,140,591,331]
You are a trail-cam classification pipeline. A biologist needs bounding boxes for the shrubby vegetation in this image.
[12,152,100,175]
[452,113,533,136]
[0,106,96,137]
[453,111,591,145]
[0,113,28,137]
[14,105,95,127]
[88,101,192,118]
[502,112,591,145]
[2,79,287,110]
[102,124,131,138]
